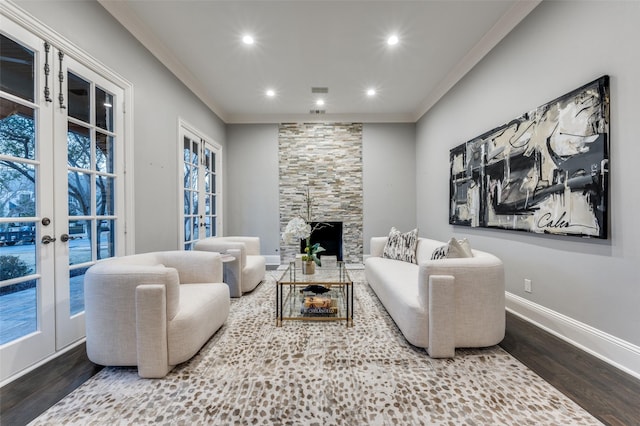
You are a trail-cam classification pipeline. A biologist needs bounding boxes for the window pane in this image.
[191,165,198,190]
[205,170,210,193]
[96,132,113,173]
[205,216,211,237]
[205,148,211,171]
[193,217,199,240]
[0,34,35,102]
[192,192,198,215]
[96,176,114,216]
[68,72,90,123]
[183,189,191,215]
[95,87,113,132]
[69,220,92,265]
[0,162,36,218]
[192,141,198,165]
[0,279,38,345]
[184,217,191,241]
[68,171,91,216]
[67,122,91,169]
[183,137,191,162]
[70,267,88,316]
[0,99,36,160]
[97,220,115,260]
[0,221,36,248]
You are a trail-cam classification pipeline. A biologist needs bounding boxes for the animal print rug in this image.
[31,270,601,425]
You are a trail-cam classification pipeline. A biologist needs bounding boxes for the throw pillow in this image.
[447,237,473,258]
[431,245,448,260]
[382,227,418,264]
[430,237,473,260]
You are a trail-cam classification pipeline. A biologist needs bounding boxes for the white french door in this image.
[180,123,221,250]
[0,18,126,382]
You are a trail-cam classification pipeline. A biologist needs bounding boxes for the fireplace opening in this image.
[300,221,343,261]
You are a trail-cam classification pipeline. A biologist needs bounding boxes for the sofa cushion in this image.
[168,283,230,365]
[382,227,418,264]
[365,256,429,347]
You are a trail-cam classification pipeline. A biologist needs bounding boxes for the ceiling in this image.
[98,0,540,124]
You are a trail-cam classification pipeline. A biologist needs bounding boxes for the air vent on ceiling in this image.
[309,109,326,114]
[311,87,329,94]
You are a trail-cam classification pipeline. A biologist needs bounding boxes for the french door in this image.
[0,19,126,382]
[180,123,221,250]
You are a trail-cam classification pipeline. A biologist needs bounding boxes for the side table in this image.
[221,249,242,297]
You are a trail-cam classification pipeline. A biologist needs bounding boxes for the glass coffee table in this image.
[276,261,353,327]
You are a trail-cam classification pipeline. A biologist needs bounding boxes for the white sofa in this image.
[85,251,230,378]
[365,236,505,358]
[194,236,266,297]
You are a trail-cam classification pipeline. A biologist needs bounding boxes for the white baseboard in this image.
[265,255,281,266]
[506,292,640,380]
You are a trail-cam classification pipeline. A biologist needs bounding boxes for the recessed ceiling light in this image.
[316,99,325,107]
[242,34,254,45]
[366,88,376,97]
[387,34,399,46]
[266,89,275,97]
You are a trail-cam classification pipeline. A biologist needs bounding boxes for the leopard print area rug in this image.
[31,271,601,425]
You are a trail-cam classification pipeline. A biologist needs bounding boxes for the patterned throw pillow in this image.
[431,237,473,260]
[431,245,449,260]
[382,227,418,264]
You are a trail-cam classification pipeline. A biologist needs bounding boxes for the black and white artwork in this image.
[449,76,609,238]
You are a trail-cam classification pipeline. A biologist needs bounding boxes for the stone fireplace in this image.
[279,123,363,264]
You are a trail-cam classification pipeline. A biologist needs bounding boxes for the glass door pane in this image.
[54,58,123,349]
[0,24,56,383]
[182,134,199,250]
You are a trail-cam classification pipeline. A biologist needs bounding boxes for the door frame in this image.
[178,119,222,249]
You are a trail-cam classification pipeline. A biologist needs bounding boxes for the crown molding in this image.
[97,0,229,123]
[413,0,542,122]
[225,112,416,125]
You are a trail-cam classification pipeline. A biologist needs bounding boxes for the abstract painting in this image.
[449,76,609,238]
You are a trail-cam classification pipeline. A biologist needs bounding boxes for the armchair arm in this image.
[194,239,247,269]
[157,250,223,284]
[135,284,171,378]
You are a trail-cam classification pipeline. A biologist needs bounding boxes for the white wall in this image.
[226,123,416,260]
[225,124,280,259]
[416,1,639,375]
[363,123,416,253]
[13,0,227,253]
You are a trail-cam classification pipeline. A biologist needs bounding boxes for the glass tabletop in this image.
[277,261,351,285]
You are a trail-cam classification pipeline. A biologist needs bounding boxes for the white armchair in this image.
[194,236,266,297]
[84,251,230,378]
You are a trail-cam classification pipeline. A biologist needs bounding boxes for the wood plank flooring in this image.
[1,312,639,426]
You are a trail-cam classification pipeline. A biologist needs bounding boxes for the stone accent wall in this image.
[279,123,363,263]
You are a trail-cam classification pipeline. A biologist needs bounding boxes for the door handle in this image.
[60,234,70,242]
[41,235,56,244]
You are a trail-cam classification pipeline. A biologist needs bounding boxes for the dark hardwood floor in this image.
[0,343,103,426]
[2,312,639,426]
[501,313,640,426]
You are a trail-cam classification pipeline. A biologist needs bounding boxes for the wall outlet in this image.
[524,279,532,293]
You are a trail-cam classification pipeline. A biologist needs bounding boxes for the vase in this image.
[301,261,315,275]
